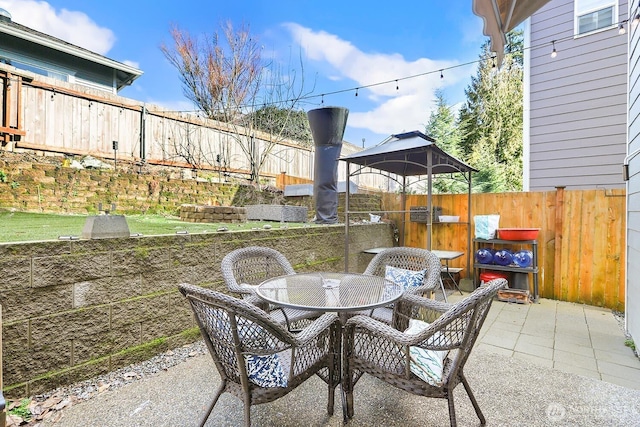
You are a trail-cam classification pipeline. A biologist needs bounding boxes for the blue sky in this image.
[0,0,490,147]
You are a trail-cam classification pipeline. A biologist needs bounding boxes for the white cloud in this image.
[283,23,468,136]
[122,60,140,70]
[0,0,115,55]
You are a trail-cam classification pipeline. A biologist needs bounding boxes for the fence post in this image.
[554,186,565,299]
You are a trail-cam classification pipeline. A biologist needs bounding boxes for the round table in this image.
[256,271,403,315]
[256,271,404,422]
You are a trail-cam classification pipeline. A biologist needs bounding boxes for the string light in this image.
[395,80,399,90]
[321,94,324,105]
[160,27,625,115]
[633,13,640,27]
[618,22,626,35]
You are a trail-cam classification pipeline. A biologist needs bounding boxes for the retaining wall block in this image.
[0,285,74,323]
[71,323,141,365]
[0,256,32,290]
[32,252,111,288]
[110,247,172,276]
[5,339,73,394]
[30,305,111,344]
[73,275,142,308]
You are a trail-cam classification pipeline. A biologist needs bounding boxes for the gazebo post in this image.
[427,149,433,250]
[344,161,351,272]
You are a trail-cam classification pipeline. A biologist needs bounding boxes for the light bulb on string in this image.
[550,40,557,58]
[395,80,399,91]
[355,88,358,97]
[633,13,640,27]
[321,94,324,105]
[619,22,626,35]
[440,70,443,79]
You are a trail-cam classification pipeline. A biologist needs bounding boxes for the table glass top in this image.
[256,272,403,312]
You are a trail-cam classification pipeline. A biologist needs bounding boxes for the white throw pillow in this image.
[404,319,447,386]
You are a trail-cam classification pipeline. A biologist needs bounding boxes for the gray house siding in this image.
[627,0,639,349]
[0,31,114,92]
[528,0,628,190]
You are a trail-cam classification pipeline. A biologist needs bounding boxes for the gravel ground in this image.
[7,341,207,426]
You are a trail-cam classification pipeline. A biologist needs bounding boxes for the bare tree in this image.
[161,21,312,184]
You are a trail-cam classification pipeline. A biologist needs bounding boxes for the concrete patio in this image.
[41,296,640,426]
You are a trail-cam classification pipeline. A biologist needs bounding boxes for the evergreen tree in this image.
[457,30,524,192]
[425,90,467,194]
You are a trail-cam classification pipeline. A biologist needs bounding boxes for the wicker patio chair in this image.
[221,246,320,331]
[179,283,341,427]
[363,247,442,323]
[343,278,507,427]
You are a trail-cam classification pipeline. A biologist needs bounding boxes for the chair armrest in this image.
[293,313,340,346]
[237,283,258,295]
[346,313,449,349]
[392,293,452,327]
[244,294,270,311]
[345,315,416,345]
[397,293,452,313]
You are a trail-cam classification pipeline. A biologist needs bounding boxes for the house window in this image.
[575,0,617,35]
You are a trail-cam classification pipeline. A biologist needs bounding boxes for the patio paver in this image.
[468,295,640,390]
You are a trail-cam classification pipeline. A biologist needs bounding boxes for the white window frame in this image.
[574,0,618,36]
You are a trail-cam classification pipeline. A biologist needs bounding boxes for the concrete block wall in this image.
[0,223,393,397]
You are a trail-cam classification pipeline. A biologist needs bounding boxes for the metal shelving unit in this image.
[473,238,539,303]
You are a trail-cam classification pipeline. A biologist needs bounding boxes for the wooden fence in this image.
[1,64,394,189]
[382,188,626,311]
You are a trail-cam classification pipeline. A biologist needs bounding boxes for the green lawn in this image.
[0,211,306,243]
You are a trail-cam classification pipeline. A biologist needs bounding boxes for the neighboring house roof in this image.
[472,0,552,63]
[0,14,142,90]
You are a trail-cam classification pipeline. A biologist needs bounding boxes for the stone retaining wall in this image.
[0,223,393,398]
[0,155,383,218]
[179,205,247,223]
[0,155,280,215]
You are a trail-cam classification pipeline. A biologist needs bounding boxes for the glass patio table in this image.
[256,271,404,421]
[255,271,403,322]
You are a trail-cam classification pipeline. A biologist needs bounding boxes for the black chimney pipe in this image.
[307,107,349,224]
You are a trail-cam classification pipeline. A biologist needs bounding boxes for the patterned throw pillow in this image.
[384,266,426,290]
[245,353,288,388]
[404,319,447,386]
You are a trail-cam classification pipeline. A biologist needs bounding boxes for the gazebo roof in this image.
[340,130,477,176]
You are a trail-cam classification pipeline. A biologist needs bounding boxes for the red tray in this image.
[497,228,539,240]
